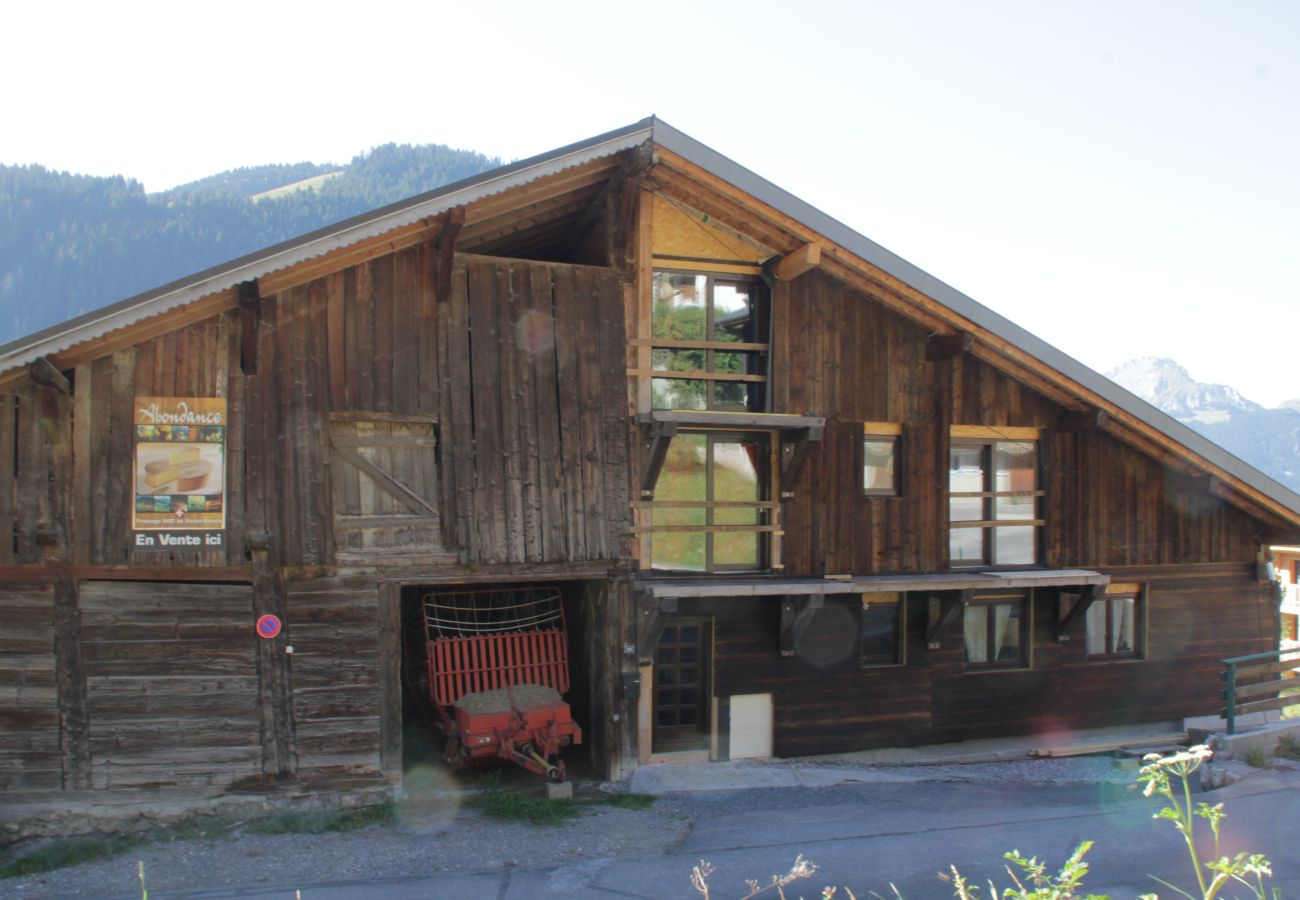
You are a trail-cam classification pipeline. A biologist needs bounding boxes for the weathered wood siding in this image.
[776,271,1263,575]
[79,581,261,789]
[708,562,1272,757]
[0,585,61,790]
[287,581,383,780]
[437,255,630,565]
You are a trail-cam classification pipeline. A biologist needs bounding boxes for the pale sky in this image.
[4,0,1297,406]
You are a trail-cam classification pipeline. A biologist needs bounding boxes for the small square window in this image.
[964,593,1029,669]
[861,594,905,666]
[1085,589,1142,660]
[863,423,903,497]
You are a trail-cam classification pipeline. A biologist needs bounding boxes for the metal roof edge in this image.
[0,117,657,373]
[649,119,1300,523]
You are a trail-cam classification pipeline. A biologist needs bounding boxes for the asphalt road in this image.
[173,769,1300,899]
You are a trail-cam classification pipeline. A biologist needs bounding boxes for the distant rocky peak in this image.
[1106,357,1263,423]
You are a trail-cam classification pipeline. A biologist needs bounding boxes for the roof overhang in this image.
[1,116,1296,528]
[637,569,1109,600]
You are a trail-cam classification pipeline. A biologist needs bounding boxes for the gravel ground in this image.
[1,756,1141,899]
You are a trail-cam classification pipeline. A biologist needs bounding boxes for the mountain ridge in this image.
[1106,357,1300,492]
[0,143,503,343]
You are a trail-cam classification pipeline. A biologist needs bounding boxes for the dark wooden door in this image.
[652,620,710,752]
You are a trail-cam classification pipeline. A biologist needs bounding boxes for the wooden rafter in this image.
[926,331,973,361]
[560,143,653,257]
[29,356,71,394]
[434,207,465,304]
[1057,408,1110,432]
[771,243,822,282]
[237,279,262,375]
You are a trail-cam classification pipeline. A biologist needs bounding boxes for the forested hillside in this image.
[0,143,501,343]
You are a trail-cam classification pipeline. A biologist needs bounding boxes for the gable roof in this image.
[3,117,1298,529]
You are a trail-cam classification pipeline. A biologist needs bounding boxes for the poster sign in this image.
[131,397,226,550]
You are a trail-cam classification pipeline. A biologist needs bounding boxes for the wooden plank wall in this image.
[287,580,383,781]
[777,271,1265,576]
[79,581,261,789]
[709,562,1272,757]
[437,254,630,566]
[0,585,61,790]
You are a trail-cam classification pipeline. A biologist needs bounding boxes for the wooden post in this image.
[53,570,91,789]
[377,581,403,784]
[251,542,296,781]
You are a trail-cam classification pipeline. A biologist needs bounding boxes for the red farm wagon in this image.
[418,586,581,782]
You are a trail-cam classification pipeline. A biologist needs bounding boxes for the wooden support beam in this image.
[238,279,262,375]
[434,207,466,304]
[1057,408,1110,432]
[778,594,825,657]
[1057,584,1104,641]
[638,420,679,497]
[780,425,824,485]
[563,143,653,259]
[635,592,677,663]
[251,546,296,781]
[53,570,91,789]
[771,243,821,282]
[1170,472,1224,497]
[29,356,71,394]
[927,589,971,649]
[926,331,974,361]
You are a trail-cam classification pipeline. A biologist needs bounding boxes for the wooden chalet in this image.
[3,118,1299,799]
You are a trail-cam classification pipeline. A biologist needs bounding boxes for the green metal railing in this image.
[1221,647,1300,735]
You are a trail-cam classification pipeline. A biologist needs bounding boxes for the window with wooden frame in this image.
[863,422,903,497]
[645,271,769,412]
[963,592,1030,668]
[648,431,773,572]
[1085,584,1143,660]
[861,594,906,666]
[948,426,1043,568]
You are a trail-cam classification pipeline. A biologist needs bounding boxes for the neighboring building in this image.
[1273,546,1300,651]
[2,118,1298,801]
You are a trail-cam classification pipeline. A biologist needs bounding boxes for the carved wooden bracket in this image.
[927,589,972,649]
[1057,408,1110,432]
[926,331,973,361]
[778,594,825,657]
[635,592,678,663]
[29,357,71,394]
[771,243,821,282]
[238,280,262,375]
[638,420,679,498]
[780,425,824,485]
[434,207,466,304]
[1057,584,1105,641]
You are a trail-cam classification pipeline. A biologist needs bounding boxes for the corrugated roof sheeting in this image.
[0,115,1295,523]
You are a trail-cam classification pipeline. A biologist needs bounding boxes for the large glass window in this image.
[948,439,1040,567]
[964,594,1029,668]
[649,431,769,572]
[650,271,768,411]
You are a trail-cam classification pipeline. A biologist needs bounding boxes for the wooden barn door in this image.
[329,415,453,566]
[78,581,261,790]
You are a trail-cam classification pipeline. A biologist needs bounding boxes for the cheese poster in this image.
[131,397,227,549]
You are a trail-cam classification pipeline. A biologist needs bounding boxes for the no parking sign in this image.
[256,614,282,639]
